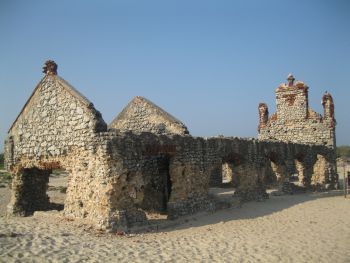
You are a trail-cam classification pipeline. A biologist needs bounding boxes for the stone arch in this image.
[294,153,307,186]
[264,151,293,192]
[221,153,243,187]
[264,152,280,186]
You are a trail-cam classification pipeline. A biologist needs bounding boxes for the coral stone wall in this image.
[100,133,337,224]
[258,76,336,149]
[275,84,308,121]
[4,73,113,227]
[5,75,106,169]
[109,96,189,135]
[4,66,339,231]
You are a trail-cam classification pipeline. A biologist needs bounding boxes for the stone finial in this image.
[42,60,58,75]
[287,73,295,87]
[321,91,335,127]
[258,103,269,132]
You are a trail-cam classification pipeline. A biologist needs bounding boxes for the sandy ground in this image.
[1,175,350,263]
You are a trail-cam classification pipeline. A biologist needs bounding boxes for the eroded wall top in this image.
[258,74,336,149]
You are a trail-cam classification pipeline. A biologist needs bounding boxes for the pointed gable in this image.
[7,66,107,159]
[109,96,189,135]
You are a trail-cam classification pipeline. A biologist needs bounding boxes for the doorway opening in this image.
[48,168,68,211]
[157,156,172,212]
[209,154,242,202]
[11,164,69,216]
[142,155,172,214]
[221,161,239,187]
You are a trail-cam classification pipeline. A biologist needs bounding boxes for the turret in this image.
[258,103,269,132]
[275,74,309,121]
[322,91,335,123]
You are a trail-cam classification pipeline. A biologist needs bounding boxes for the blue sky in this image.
[0,0,349,150]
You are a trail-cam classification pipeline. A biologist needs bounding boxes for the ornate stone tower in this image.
[275,74,309,121]
[258,74,336,149]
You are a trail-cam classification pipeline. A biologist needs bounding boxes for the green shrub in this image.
[337,146,350,158]
[0,170,11,187]
[0,153,4,170]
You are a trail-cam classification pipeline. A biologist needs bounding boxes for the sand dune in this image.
[1,183,350,262]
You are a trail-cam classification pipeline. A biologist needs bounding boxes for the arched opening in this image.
[221,159,240,187]
[265,152,294,194]
[222,162,233,184]
[265,152,279,188]
[220,153,242,187]
[209,153,242,202]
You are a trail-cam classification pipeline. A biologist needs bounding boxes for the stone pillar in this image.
[234,164,268,201]
[322,92,335,121]
[258,103,269,132]
[301,161,313,188]
[7,168,50,216]
[311,154,336,189]
[295,159,306,186]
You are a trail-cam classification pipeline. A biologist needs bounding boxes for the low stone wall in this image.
[5,128,338,230]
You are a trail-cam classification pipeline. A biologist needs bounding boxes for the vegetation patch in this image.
[48,185,67,193]
[337,146,350,158]
[0,153,4,170]
[0,153,11,187]
[0,170,11,188]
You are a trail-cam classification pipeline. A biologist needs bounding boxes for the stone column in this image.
[234,164,268,201]
[295,160,306,186]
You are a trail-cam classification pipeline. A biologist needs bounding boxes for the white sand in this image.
[1,181,350,263]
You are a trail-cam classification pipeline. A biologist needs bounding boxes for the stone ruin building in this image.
[4,61,337,231]
[258,74,337,187]
[258,73,336,148]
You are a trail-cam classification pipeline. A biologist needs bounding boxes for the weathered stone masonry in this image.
[258,74,336,148]
[258,74,337,188]
[109,96,189,135]
[4,62,338,231]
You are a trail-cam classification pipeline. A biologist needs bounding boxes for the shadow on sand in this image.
[133,189,345,234]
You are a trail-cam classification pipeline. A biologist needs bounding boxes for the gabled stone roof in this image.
[109,96,189,135]
[9,74,97,133]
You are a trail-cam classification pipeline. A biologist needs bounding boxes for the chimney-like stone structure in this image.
[258,103,269,132]
[322,92,335,122]
[42,60,58,75]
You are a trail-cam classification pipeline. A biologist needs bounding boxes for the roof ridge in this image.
[56,76,93,107]
[134,96,184,124]
[8,75,94,133]
[109,96,186,127]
